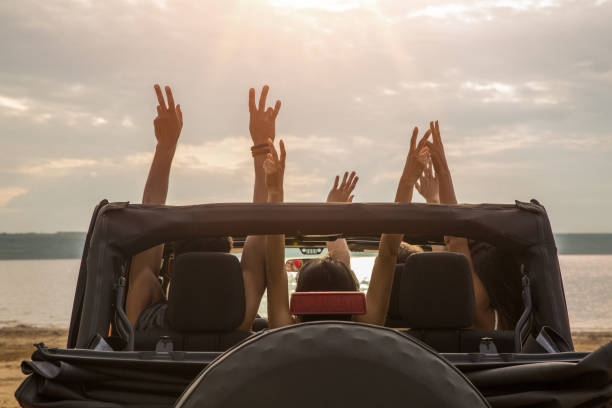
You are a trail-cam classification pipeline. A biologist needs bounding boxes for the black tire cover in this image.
[175,321,490,408]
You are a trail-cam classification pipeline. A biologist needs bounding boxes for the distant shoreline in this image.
[0,232,612,259]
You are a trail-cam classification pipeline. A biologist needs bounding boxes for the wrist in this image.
[267,190,283,202]
[399,174,418,188]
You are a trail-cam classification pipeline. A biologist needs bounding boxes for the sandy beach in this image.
[0,325,609,408]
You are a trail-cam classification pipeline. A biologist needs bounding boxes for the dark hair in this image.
[470,242,523,330]
[295,256,359,322]
[173,236,233,256]
[396,242,424,264]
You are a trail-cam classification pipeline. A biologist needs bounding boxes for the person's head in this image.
[295,255,359,322]
[397,242,424,264]
[470,241,523,330]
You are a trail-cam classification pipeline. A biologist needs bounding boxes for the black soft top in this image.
[70,199,571,349]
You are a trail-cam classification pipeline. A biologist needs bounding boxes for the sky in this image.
[0,0,611,233]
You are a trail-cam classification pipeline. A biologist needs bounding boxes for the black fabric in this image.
[406,328,515,353]
[134,327,251,352]
[15,341,612,407]
[392,252,475,329]
[175,322,489,408]
[15,346,210,408]
[166,252,245,332]
[464,341,612,407]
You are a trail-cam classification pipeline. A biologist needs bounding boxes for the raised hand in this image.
[263,138,286,202]
[415,158,440,203]
[249,85,281,146]
[425,120,449,175]
[327,171,358,203]
[401,127,431,184]
[425,120,457,204]
[153,84,183,150]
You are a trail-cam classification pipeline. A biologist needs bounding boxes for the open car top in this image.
[69,199,571,349]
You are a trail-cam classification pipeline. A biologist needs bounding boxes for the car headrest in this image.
[290,292,367,315]
[387,252,475,329]
[166,252,245,332]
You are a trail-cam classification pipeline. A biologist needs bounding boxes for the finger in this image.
[176,104,183,123]
[415,181,421,192]
[332,175,339,190]
[426,159,432,178]
[249,88,256,113]
[279,139,286,166]
[348,175,358,193]
[348,195,354,203]
[341,171,348,188]
[157,105,162,116]
[267,138,279,162]
[154,84,167,111]
[345,171,356,190]
[417,129,432,151]
[266,107,273,116]
[258,85,269,112]
[273,100,281,119]
[165,86,175,111]
[410,127,418,153]
[434,120,442,144]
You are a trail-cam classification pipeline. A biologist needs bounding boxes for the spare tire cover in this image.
[175,321,489,408]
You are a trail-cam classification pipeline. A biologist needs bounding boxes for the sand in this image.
[1,326,610,408]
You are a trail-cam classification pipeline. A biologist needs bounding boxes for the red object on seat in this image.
[290,292,367,315]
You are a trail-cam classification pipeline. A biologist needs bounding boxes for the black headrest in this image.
[167,252,245,332]
[387,252,475,329]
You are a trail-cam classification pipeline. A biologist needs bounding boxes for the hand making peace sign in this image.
[153,84,183,150]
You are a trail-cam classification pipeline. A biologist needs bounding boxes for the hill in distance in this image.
[0,232,611,259]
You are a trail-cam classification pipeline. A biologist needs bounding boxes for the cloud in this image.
[0,95,28,112]
[0,187,28,206]
[405,0,563,22]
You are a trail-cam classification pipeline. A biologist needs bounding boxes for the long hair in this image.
[470,242,523,330]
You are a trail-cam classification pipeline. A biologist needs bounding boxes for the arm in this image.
[239,85,282,331]
[426,120,494,329]
[354,127,430,325]
[325,171,358,268]
[126,84,182,326]
[263,139,294,328]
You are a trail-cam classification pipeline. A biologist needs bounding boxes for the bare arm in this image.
[239,86,282,331]
[354,127,430,325]
[325,171,358,268]
[427,120,494,329]
[263,139,294,328]
[126,84,182,326]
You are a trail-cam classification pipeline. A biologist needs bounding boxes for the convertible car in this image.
[15,200,612,407]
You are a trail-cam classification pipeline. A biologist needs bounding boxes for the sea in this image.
[0,254,611,331]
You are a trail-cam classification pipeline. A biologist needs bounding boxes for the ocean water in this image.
[0,255,610,330]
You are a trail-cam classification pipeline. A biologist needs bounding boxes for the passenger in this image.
[126,84,184,326]
[133,236,233,331]
[470,241,524,330]
[126,84,280,332]
[417,120,498,330]
[263,125,432,328]
[238,85,282,331]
